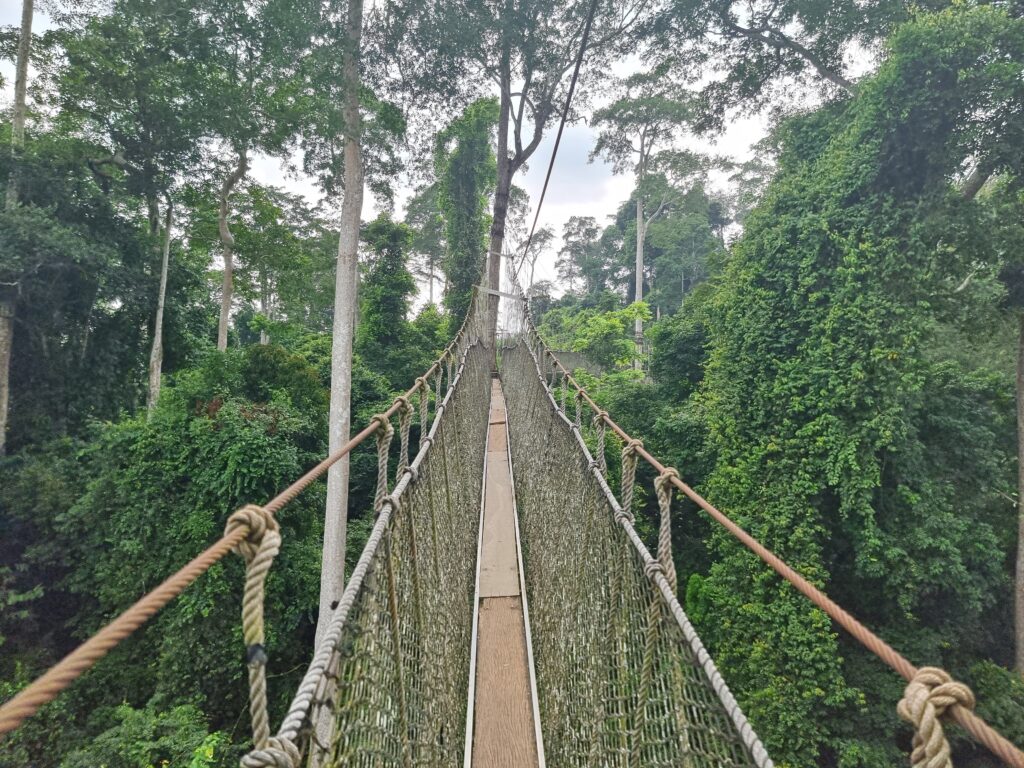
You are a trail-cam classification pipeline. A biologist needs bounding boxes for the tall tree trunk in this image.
[633,198,644,369]
[486,43,512,351]
[314,0,364,755]
[147,202,172,414]
[217,149,248,351]
[1,0,34,456]
[6,0,32,210]
[1016,312,1024,675]
[259,269,270,345]
[0,299,13,456]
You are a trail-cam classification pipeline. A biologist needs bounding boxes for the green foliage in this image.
[540,302,650,371]
[435,98,498,321]
[357,214,441,389]
[60,704,227,768]
[695,6,1024,763]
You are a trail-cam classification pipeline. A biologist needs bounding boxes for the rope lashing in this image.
[396,396,413,475]
[592,410,608,476]
[898,667,977,768]
[619,438,643,524]
[371,414,395,512]
[654,467,679,593]
[225,504,282,751]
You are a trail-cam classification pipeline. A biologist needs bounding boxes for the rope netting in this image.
[242,296,492,768]
[500,338,772,768]
[499,259,1024,768]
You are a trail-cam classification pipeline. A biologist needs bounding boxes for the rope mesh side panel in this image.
[239,293,491,768]
[320,347,490,767]
[502,340,767,768]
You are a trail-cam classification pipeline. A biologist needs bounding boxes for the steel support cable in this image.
[512,0,601,284]
[0,291,483,739]
[506,279,1024,768]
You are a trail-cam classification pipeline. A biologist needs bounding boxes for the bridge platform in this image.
[466,377,544,768]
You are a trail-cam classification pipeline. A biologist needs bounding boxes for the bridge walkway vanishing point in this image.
[466,377,543,767]
[3,285,1024,768]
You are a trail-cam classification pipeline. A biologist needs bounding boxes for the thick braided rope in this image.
[396,396,413,475]
[225,504,282,751]
[654,468,679,594]
[593,411,608,476]
[560,372,568,412]
[417,377,429,451]
[898,667,976,768]
[574,390,583,429]
[619,438,643,524]
[371,414,394,512]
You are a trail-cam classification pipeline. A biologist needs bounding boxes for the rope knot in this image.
[654,467,679,492]
[643,559,665,580]
[613,505,635,525]
[592,409,608,425]
[396,395,412,414]
[370,413,394,436]
[623,437,644,456]
[225,504,279,561]
[897,667,975,768]
[414,376,427,391]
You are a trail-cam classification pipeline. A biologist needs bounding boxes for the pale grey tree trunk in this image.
[633,197,644,369]
[6,0,32,210]
[259,270,270,345]
[314,0,364,754]
[147,203,173,414]
[0,301,13,456]
[217,149,248,351]
[1016,312,1024,675]
[1,0,34,456]
[485,45,512,352]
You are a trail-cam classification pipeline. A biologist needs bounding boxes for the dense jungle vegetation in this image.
[1,0,1024,765]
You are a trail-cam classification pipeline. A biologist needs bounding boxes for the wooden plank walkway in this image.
[468,378,542,768]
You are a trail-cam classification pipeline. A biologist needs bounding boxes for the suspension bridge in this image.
[1,278,1023,768]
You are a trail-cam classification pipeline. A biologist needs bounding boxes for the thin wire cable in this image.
[512,0,602,284]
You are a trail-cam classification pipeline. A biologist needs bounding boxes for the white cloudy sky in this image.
[0,0,773,292]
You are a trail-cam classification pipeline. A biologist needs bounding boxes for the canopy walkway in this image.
[2,280,1024,768]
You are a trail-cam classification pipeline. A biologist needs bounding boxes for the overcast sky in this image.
[0,0,772,293]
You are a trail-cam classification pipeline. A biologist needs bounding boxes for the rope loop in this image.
[241,735,301,768]
[654,468,680,593]
[898,667,976,768]
[396,396,414,475]
[619,438,644,522]
[592,410,608,476]
[225,504,282,752]
[371,414,395,512]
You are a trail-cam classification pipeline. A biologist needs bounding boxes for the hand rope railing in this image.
[503,276,1024,768]
[0,288,485,742]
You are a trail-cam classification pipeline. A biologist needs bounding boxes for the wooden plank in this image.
[472,597,538,768]
[479,453,519,598]
[479,385,519,599]
[469,378,541,768]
